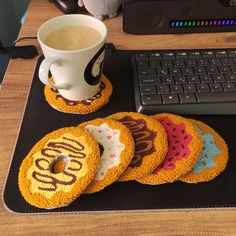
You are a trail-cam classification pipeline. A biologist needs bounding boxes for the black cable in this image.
[13,36,37,46]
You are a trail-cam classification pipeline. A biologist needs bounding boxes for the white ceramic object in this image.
[78,0,123,20]
[37,14,107,101]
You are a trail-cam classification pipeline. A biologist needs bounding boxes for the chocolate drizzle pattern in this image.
[118,116,157,167]
[32,136,86,192]
[51,81,105,106]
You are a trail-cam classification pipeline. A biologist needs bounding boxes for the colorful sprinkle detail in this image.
[85,123,124,180]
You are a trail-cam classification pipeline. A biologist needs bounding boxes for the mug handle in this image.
[39,57,70,90]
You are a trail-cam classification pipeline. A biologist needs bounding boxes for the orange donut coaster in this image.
[180,119,229,183]
[137,113,203,185]
[79,118,135,193]
[18,127,100,209]
[108,112,168,181]
[44,75,112,114]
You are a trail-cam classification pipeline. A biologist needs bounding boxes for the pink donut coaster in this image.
[137,113,203,185]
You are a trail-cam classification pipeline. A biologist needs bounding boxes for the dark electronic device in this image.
[49,0,78,14]
[123,0,236,34]
[132,48,236,114]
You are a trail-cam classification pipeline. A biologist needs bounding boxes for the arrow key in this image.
[179,94,197,104]
[162,94,179,104]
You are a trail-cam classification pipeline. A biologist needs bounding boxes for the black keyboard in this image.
[132,48,236,114]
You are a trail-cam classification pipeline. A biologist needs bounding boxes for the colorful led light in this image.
[170,19,236,28]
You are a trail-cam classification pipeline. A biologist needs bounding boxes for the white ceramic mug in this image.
[37,14,107,101]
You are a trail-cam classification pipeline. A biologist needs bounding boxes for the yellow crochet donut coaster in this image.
[44,75,113,114]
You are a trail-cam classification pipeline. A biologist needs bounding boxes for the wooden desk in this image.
[0,0,236,235]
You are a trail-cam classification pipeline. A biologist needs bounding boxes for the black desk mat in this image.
[3,45,236,214]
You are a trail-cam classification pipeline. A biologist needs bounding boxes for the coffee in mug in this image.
[37,14,107,101]
[44,26,102,51]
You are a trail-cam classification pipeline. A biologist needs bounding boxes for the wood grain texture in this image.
[0,0,236,235]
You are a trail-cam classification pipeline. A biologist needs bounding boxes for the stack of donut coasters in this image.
[44,75,113,114]
[18,112,229,209]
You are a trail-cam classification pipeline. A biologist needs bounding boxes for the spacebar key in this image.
[196,92,236,103]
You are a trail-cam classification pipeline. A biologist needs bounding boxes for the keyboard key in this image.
[179,94,197,104]
[206,66,219,75]
[182,67,194,75]
[162,94,179,104]
[200,75,213,83]
[136,54,148,61]
[189,52,202,59]
[174,60,185,67]
[176,52,188,59]
[198,59,209,66]
[149,53,162,60]
[194,67,206,75]
[136,61,149,69]
[170,85,183,94]
[213,75,226,83]
[140,85,156,94]
[219,66,232,74]
[138,69,156,78]
[175,75,187,84]
[222,83,236,92]
[231,66,236,74]
[215,50,228,58]
[197,84,210,93]
[142,95,162,105]
[169,68,181,76]
[202,51,215,59]
[209,83,223,92]
[156,85,170,94]
[187,76,200,84]
[156,68,169,76]
[185,60,197,67]
[229,50,236,58]
[196,92,236,103]
[221,58,234,66]
[183,84,197,93]
[162,76,175,85]
[149,61,161,68]
[140,77,157,85]
[209,59,221,66]
[225,74,236,83]
[161,60,173,68]
[163,52,175,60]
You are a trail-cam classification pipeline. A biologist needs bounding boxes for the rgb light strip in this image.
[170,19,236,28]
